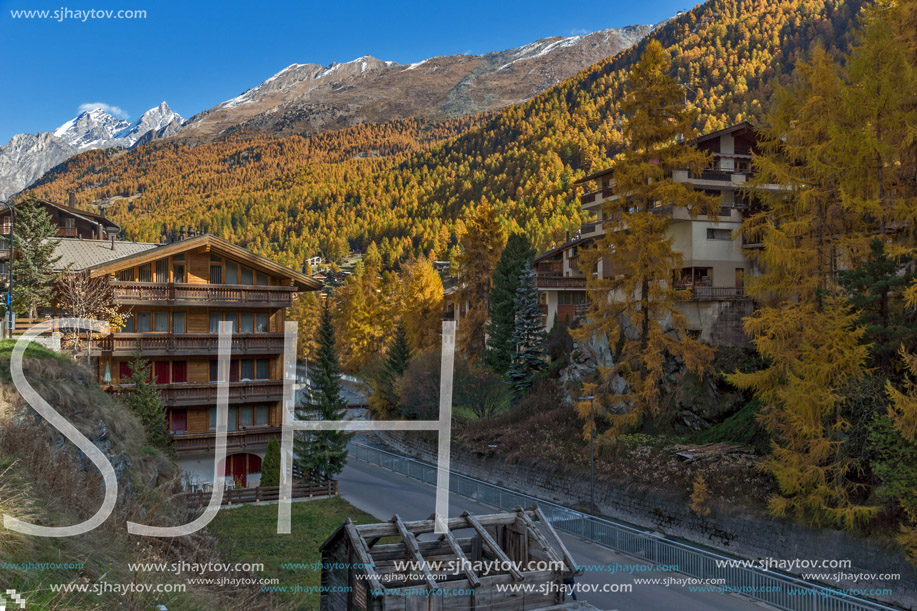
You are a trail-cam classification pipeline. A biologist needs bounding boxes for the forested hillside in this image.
[28,0,868,266]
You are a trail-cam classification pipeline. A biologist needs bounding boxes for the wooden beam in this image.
[462,512,524,582]
[513,507,563,568]
[392,514,439,590]
[531,505,581,576]
[344,519,385,594]
[436,518,481,588]
[357,511,522,538]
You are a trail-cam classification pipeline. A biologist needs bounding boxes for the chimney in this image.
[111,234,115,250]
[68,191,76,208]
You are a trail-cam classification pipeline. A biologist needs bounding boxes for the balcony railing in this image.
[171,426,283,454]
[112,282,296,307]
[535,276,587,289]
[689,286,747,300]
[113,380,284,407]
[90,333,285,356]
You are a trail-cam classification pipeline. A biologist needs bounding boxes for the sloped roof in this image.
[52,238,159,271]
[86,233,321,291]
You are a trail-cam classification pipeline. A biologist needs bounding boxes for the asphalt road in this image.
[337,441,770,611]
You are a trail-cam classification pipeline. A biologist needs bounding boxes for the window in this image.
[154,361,170,384]
[239,406,253,428]
[171,410,187,433]
[173,264,185,283]
[225,263,238,284]
[172,253,185,262]
[241,267,254,285]
[240,359,255,380]
[256,359,269,380]
[209,407,216,431]
[706,228,732,241]
[155,259,169,283]
[210,254,222,263]
[228,407,238,432]
[154,312,169,332]
[172,312,186,334]
[240,312,254,333]
[137,312,152,332]
[210,360,219,382]
[119,268,134,282]
[256,313,269,332]
[209,313,222,333]
[256,272,269,286]
[122,315,134,332]
[210,265,223,284]
[138,264,152,282]
[255,406,269,427]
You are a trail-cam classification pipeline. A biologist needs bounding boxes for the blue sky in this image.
[0,0,689,142]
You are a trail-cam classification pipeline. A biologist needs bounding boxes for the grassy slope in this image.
[207,497,380,611]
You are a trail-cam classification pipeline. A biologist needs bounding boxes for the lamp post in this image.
[578,394,596,514]
[1,200,12,338]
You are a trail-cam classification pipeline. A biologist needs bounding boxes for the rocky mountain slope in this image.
[178,25,655,141]
[0,102,182,199]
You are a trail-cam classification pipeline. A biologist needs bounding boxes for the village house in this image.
[535,122,778,345]
[2,198,321,488]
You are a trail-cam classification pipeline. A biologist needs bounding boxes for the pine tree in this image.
[839,238,917,375]
[507,262,546,399]
[456,197,507,359]
[572,40,717,433]
[12,196,63,318]
[124,353,171,451]
[294,300,351,481]
[371,323,412,417]
[260,438,281,487]
[485,233,536,375]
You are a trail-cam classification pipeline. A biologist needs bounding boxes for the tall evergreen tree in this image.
[572,40,718,434]
[124,353,171,451]
[485,233,536,375]
[371,323,412,417]
[839,238,917,375]
[507,263,547,399]
[260,438,281,487]
[12,196,63,318]
[294,300,351,481]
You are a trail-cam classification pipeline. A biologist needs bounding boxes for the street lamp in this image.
[0,200,12,338]
[578,395,596,517]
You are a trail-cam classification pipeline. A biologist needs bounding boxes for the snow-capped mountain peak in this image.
[0,102,185,199]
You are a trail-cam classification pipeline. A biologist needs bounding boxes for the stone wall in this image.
[372,431,917,610]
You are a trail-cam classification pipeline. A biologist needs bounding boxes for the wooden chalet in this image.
[48,229,321,488]
[0,193,121,240]
[320,507,584,611]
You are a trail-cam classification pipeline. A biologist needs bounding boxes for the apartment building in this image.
[535,122,768,345]
[49,230,320,488]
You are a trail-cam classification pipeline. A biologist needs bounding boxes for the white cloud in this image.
[77,102,129,119]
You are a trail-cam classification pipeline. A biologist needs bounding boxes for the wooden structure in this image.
[320,506,583,610]
[182,480,337,509]
[0,194,121,240]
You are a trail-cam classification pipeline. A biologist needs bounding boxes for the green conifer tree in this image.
[371,323,412,417]
[11,196,63,318]
[507,263,547,399]
[124,353,171,451]
[294,300,351,481]
[485,233,536,375]
[259,438,281,487]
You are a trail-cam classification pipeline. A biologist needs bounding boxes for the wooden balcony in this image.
[171,426,283,454]
[112,282,296,307]
[113,380,284,407]
[91,332,285,356]
[536,276,587,289]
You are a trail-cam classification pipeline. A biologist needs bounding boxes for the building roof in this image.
[3,198,121,232]
[573,121,759,185]
[533,237,588,263]
[52,238,159,271]
[85,233,322,291]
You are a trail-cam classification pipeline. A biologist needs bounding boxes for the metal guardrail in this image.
[350,441,901,611]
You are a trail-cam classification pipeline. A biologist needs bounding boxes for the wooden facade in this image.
[46,230,321,484]
[0,195,121,240]
[320,507,583,611]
